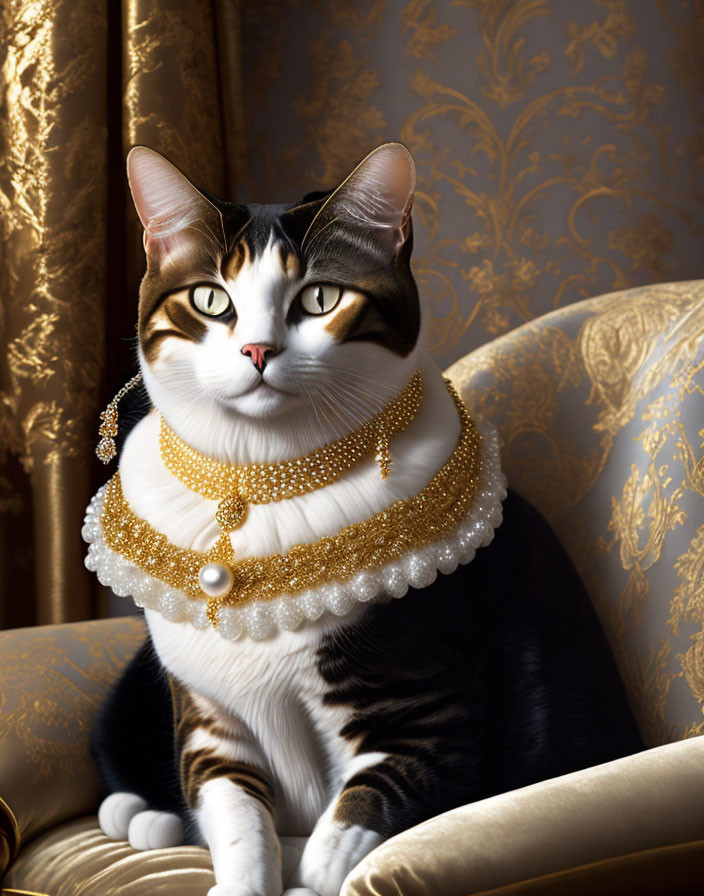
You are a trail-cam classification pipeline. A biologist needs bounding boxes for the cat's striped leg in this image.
[172,679,282,896]
[294,742,480,896]
[197,773,281,896]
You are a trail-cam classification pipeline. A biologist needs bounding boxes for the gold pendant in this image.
[215,492,248,531]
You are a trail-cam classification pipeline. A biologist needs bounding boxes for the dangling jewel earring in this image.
[375,433,392,480]
[96,373,143,464]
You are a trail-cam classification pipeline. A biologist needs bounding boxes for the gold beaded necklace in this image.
[159,369,423,532]
[96,377,483,629]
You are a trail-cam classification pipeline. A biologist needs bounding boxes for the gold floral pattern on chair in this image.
[0,617,145,845]
[447,280,704,746]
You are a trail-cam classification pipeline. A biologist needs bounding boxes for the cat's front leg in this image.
[290,753,388,896]
[198,775,281,896]
[173,680,282,896]
[291,803,383,896]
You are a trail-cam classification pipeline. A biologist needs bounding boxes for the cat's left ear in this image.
[305,143,415,251]
[126,146,225,261]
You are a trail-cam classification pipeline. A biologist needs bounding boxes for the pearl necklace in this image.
[83,379,507,640]
[159,369,423,532]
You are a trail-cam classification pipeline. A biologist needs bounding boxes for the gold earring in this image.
[96,373,143,464]
[375,433,392,480]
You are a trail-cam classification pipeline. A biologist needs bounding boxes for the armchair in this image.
[2,279,704,895]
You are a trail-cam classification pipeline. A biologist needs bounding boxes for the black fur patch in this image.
[317,490,643,837]
[91,639,195,837]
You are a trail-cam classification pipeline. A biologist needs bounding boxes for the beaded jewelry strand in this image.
[159,369,424,532]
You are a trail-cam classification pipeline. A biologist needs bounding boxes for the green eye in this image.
[192,285,231,316]
[300,284,342,315]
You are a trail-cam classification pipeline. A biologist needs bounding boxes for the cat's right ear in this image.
[126,147,224,261]
[302,143,416,255]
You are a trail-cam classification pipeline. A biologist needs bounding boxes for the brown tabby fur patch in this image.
[279,244,300,279]
[324,289,414,355]
[170,677,275,813]
[324,292,368,343]
[333,783,383,827]
[141,296,207,364]
[180,751,275,812]
[224,239,251,280]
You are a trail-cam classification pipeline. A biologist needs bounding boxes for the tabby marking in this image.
[142,296,208,362]
[170,677,275,814]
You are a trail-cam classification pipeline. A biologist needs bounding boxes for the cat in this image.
[88,143,643,896]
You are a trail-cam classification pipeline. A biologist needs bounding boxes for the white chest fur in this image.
[147,608,362,834]
[120,352,460,556]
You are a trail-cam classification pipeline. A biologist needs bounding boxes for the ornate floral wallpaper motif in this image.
[241,0,704,370]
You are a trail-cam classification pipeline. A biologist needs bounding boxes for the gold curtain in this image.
[1,0,703,628]
[0,0,243,628]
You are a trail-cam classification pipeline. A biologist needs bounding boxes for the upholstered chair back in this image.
[447,280,704,747]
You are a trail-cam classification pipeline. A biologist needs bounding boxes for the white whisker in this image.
[316,388,354,431]
[319,387,369,431]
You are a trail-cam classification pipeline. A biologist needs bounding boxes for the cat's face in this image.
[128,144,420,441]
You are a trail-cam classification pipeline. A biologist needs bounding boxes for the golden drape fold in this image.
[0,0,109,626]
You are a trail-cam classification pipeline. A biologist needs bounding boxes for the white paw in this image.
[294,822,383,896]
[206,850,282,896]
[127,809,184,850]
[282,889,319,896]
[98,791,147,840]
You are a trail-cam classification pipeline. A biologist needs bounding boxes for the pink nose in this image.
[241,343,277,373]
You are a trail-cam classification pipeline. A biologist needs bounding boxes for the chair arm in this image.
[0,616,146,876]
[342,737,704,896]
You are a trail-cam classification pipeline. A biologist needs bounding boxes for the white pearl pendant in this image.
[198,563,233,598]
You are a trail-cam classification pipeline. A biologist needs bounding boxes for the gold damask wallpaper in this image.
[241,0,704,369]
